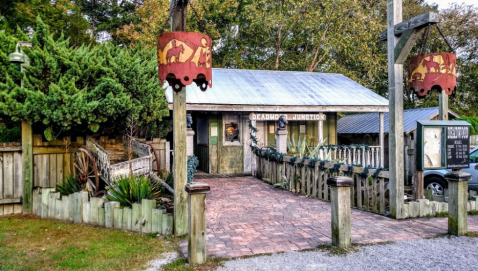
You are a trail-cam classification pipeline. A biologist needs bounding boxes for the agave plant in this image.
[106,175,162,207]
[287,134,307,158]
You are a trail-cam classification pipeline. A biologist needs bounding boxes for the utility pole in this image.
[171,0,188,236]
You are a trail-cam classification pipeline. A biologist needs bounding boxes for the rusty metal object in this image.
[157,31,212,92]
[408,52,457,97]
[74,146,100,197]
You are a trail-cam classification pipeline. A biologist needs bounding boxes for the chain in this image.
[188,0,212,37]
[181,5,185,31]
[160,0,180,34]
[419,24,431,55]
[434,24,455,53]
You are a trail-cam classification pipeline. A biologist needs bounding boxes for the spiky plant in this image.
[106,175,162,208]
[56,176,81,196]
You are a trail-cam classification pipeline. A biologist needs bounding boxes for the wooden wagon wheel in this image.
[145,142,161,175]
[74,146,100,196]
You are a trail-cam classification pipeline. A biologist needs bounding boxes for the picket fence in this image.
[32,188,173,235]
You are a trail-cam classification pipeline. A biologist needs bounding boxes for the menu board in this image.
[446,126,470,169]
[423,127,443,168]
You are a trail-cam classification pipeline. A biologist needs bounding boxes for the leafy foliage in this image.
[56,176,82,196]
[0,124,21,142]
[106,175,161,208]
[456,115,478,135]
[0,17,169,139]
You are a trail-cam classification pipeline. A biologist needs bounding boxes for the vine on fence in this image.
[187,155,199,183]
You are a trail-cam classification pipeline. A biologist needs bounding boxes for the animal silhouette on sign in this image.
[441,54,453,73]
[412,73,422,81]
[198,51,207,67]
[422,56,441,73]
[166,40,185,64]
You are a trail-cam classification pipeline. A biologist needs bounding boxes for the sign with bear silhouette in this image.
[157,32,212,92]
[408,52,456,97]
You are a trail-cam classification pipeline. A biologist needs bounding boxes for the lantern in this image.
[408,52,457,97]
[157,31,212,92]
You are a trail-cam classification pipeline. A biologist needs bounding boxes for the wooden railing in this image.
[253,149,390,216]
[330,145,382,168]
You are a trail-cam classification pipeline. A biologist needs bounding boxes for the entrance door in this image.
[196,115,209,173]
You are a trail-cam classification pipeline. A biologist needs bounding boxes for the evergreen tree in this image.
[0,17,169,140]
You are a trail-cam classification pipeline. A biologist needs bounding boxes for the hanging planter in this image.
[156,0,213,92]
[157,32,212,92]
[407,25,456,97]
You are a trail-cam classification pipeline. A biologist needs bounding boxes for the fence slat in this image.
[57,154,64,185]
[357,175,362,209]
[49,154,57,188]
[114,208,123,229]
[123,207,132,231]
[13,152,22,199]
[0,153,3,200]
[132,203,142,232]
[141,199,156,233]
[3,153,13,199]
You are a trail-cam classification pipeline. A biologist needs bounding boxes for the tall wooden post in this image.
[172,0,188,236]
[445,172,470,236]
[387,0,405,219]
[379,112,384,167]
[22,120,33,213]
[439,89,448,120]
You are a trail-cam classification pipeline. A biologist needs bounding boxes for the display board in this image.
[416,120,470,170]
[445,126,470,169]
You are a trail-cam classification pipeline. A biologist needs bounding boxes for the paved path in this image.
[179,176,478,258]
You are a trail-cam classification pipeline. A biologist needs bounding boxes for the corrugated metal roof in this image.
[337,107,443,134]
[165,68,388,107]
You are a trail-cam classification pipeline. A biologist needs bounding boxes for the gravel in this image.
[216,236,478,271]
[143,252,179,271]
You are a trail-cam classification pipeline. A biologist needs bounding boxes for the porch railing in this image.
[252,147,390,216]
[327,145,382,168]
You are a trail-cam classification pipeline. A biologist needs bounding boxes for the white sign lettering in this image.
[249,113,326,121]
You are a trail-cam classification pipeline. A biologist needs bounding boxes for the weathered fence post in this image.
[328,176,353,248]
[185,182,210,265]
[446,172,471,236]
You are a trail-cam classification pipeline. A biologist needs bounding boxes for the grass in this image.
[0,214,177,271]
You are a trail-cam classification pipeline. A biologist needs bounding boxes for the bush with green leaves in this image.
[106,175,161,208]
[56,176,81,196]
[0,124,21,142]
[0,16,169,140]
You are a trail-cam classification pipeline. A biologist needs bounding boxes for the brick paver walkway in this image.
[179,176,478,258]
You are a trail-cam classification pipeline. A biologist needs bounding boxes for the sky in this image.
[426,0,476,9]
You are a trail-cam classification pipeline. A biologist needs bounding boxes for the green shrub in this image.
[56,176,81,196]
[0,125,21,142]
[159,169,174,189]
[106,175,161,207]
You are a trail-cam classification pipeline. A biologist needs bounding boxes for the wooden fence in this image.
[0,143,23,215]
[0,136,170,216]
[253,150,478,218]
[32,188,173,235]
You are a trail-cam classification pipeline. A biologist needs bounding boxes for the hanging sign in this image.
[416,120,470,170]
[249,113,326,121]
[157,32,212,92]
[408,52,456,97]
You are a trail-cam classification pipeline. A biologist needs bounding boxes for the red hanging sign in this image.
[408,52,457,97]
[157,31,212,92]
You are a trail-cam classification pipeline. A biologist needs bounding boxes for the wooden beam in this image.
[394,29,423,64]
[168,103,390,113]
[0,198,22,205]
[171,0,188,237]
[22,120,33,214]
[380,11,439,41]
[387,0,405,219]
[379,112,384,167]
[439,89,449,120]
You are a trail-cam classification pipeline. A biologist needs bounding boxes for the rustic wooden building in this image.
[166,68,389,174]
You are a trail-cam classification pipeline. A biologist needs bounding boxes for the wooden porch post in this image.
[172,0,188,236]
[387,0,405,218]
[439,89,448,120]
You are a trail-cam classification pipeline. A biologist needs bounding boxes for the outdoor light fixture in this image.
[9,41,32,64]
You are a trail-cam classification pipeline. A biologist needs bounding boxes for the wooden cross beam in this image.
[380,11,439,41]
